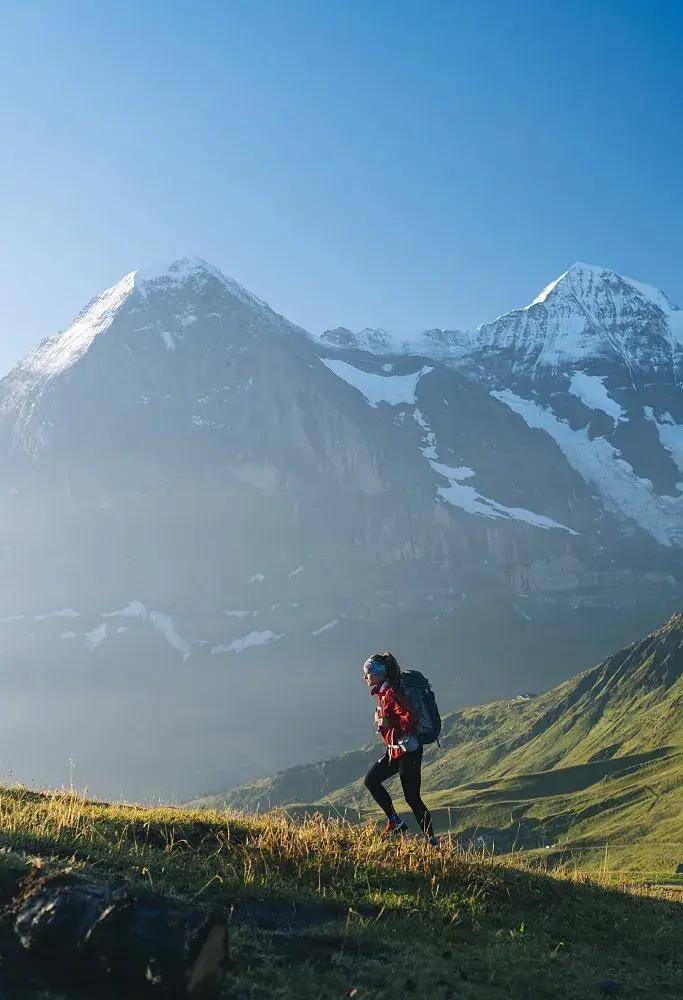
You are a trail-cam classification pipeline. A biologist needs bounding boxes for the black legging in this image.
[364,747,434,837]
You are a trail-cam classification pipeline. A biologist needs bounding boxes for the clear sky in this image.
[1,0,681,375]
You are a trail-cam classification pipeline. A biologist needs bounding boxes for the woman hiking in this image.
[363,652,437,842]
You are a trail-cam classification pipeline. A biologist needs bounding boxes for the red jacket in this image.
[371,681,420,759]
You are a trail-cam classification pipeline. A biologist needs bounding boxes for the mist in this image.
[0,260,680,803]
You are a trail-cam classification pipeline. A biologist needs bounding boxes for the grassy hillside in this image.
[193,615,683,875]
[0,785,680,999]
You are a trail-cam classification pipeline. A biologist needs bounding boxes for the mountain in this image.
[193,613,683,873]
[0,257,682,801]
[316,262,683,546]
[325,261,683,375]
[459,261,683,378]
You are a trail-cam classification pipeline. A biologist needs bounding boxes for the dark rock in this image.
[13,871,227,999]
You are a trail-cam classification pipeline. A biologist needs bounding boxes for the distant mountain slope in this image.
[1,257,683,800]
[195,614,683,871]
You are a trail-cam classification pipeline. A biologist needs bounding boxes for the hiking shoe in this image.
[381,818,408,838]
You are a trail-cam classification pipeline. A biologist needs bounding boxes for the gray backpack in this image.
[400,670,442,746]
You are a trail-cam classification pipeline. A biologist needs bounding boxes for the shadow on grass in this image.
[454,747,674,801]
[0,789,681,998]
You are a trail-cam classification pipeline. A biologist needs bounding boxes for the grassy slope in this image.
[0,785,681,1000]
[194,615,683,875]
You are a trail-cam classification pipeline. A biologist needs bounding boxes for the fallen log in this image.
[13,872,227,999]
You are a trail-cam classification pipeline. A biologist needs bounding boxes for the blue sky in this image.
[1,0,681,375]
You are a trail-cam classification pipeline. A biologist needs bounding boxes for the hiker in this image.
[363,652,437,842]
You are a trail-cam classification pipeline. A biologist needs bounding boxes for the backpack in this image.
[400,670,442,746]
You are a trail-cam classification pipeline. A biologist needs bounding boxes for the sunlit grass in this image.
[0,784,680,999]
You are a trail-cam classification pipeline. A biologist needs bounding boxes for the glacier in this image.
[492,389,683,546]
[321,358,434,406]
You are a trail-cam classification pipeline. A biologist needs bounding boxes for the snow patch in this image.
[321,359,433,407]
[414,411,577,534]
[102,601,191,659]
[0,614,24,623]
[493,389,683,546]
[643,407,683,478]
[312,619,339,636]
[211,630,284,655]
[247,573,265,585]
[149,611,192,662]
[224,609,258,619]
[288,565,304,578]
[34,608,80,621]
[192,415,225,430]
[103,601,148,620]
[569,372,626,425]
[513,604,533,622]
[85,623,107,650]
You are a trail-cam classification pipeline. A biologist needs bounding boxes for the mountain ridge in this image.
[319,260,683,375]
[193,614,683,870]
[1,257,682,800]
[9,257,683,385]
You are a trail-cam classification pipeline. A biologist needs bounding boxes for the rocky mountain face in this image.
[1,258,682,800]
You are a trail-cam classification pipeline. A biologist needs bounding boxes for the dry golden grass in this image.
[0,785,680,999]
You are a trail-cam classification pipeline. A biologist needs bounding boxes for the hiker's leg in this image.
[364,753,400,820]
[398,749,435,837]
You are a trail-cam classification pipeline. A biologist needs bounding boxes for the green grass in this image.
[0,784,681,999]
[195,615,683,878]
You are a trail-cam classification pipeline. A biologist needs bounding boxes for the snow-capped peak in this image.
[316,264,681,374]
[134,256,218,285]
[13,257,683,390]
[134,256,270,312]
[476,261,683,374]
[526,261,677,315]
[24,270,138,378]
[18,258,275,383]
[525,262,587,308]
